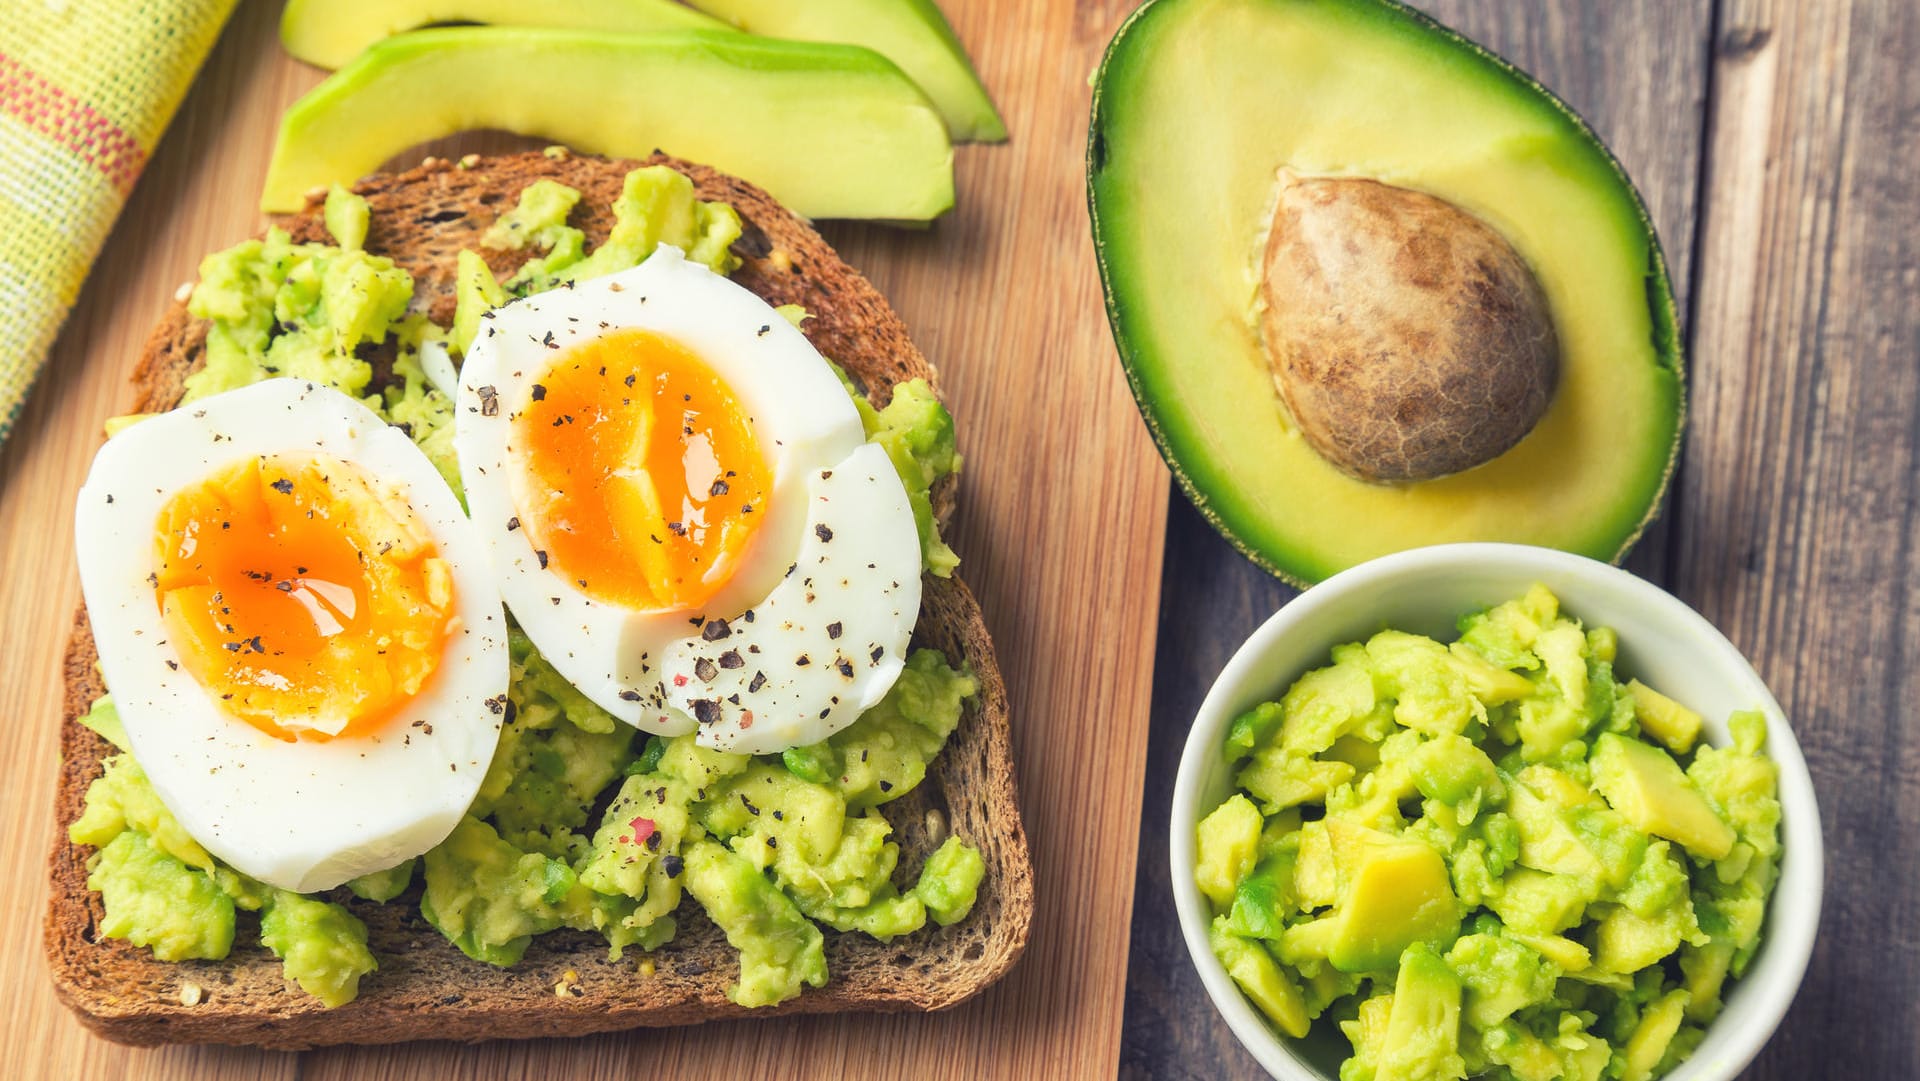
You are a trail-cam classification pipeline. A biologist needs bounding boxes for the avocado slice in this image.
[1209,917,1312,1038]
[1194,793,1263,910]
[1590,733,1736,860]
[260,28,954,221]
[1088,0,1684,585]
[1627,678,1705,754]
[280,0,725,70]
[1325,822,1459,972]
[1379,943,1467,1081]
[1621,989,1691,1081]
[682,0,1006,143]
[1592,902,1690,974]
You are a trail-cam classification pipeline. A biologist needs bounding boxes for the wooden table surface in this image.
[0,0,1170,1077]
[3,0,1913,1078]
[1122,0,1920,1077]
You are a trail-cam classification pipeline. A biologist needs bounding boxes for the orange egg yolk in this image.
[152,454,455,742]
[512,328,772,612]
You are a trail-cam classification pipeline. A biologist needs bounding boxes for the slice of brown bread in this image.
[45,151,1032,1049]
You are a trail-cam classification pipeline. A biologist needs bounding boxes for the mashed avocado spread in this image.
[75,170,981,1009]
[1195,586,1782,1081]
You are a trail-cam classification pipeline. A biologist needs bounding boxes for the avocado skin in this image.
[1087,0,1685,587]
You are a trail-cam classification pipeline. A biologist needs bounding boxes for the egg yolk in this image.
[513,328,772,612]
[152,455,455,741]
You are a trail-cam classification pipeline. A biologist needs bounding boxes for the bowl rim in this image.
[1167,541,1824,1081]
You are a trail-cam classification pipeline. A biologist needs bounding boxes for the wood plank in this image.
[1116,2,1716,1076]
[1676,0,1920,1075]
[0,0,1167,1076]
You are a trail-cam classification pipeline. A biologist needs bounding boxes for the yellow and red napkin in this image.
[0,0,237,443]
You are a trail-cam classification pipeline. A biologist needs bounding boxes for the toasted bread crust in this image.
[46,152,1030,1049]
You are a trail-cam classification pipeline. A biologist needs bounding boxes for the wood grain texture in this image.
[0,0,1167,1076]
[1674,0,1920,1074]
[1118,2,1717,1077]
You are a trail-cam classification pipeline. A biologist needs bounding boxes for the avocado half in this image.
[1088,0,1684,586]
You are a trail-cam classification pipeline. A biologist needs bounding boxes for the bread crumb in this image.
[459,153,480,169]
[179,981,204,1007]
[925,808,948,848]
[173,280,193,302]
[420,155,442,169]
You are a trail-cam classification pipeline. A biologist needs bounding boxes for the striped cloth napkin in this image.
[0,0,237,444]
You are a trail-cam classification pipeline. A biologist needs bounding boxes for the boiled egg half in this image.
[74,379,507,893]
[455,246,923,755]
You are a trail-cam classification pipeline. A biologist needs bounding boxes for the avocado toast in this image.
[46,151,1032,1048]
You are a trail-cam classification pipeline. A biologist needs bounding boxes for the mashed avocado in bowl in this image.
[1172,545,1821,1081]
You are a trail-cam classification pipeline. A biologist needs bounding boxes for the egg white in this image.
[455,246,924,752]
[73,379,508,893]
[650,442,921,755]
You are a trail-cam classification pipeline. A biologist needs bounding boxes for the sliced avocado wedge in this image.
[261,28,954,222]
[280,0,725,70]
[1325,822,1459,972]
[682,0,1005,143]
[1089,0,1684,585]
[1590,733,1736,860]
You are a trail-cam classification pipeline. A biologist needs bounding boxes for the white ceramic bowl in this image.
[1169,543,1822,1081]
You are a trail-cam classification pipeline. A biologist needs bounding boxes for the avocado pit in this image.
[1258,173,1559,484]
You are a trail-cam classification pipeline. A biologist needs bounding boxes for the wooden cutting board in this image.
[0,0,1169,1076]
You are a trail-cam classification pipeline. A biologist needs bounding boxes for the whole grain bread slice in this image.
[45,151,1032,1049]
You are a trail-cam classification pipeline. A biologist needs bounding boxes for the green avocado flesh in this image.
[1193,586,1783,1081]
[280,0,724,70]
[75,177,980,1009]
[682,0,1005,143]
[1089,0,1684,585]
[261,28,954,222]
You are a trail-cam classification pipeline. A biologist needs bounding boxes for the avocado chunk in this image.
[88,831,235,963]
[1507,766,1605,879]
[1444,932,1557,1031]
[1210,916,1311,1038]
[1627,678,1704,754]
[1379,944,1467,1081]
[1407,734,1501,808]
[1226,852,1297,940]
[683,0,1005,143]
[1326,822,1460,972]
[1621,989,1691,1081]
[1593,902,1694,974]
[1195,793,1264,909]
[1089,0,1683,584]
[262,28,954,222]
[260,890,378,1008]
[1486,867,1593,937]
[1591,733,1736,859]
[1237,747,1355,812]
[682,838,829,1007]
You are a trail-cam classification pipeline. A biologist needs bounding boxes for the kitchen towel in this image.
[0,0,238,444]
